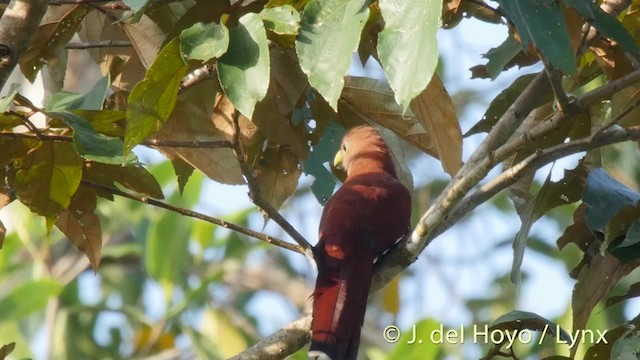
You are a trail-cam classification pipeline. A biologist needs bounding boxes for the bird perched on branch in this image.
[309,126,412,360]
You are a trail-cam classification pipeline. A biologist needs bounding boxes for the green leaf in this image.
[0,84,19,112]
[0,279,62,322]
[378,0,441,109]
[86,163,164,200]
[49,111,137,165]
[70,110,126,137]
[490,310,572,343]
[484,36,521,80]
[611,328,640,360]
[495,0,576,75]
[260,5,300,35]
[609,219,640,262]
[564,0,638,54]
[125,38,189,154]
[296,0,369,110]
[582,168,640,233]
[180,22,229,62]
[303,120,345,204]
[46,75,110,111]
[12,141,83,219]
[218,13,270,119]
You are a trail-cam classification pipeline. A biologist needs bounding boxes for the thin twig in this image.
[0,131,233,148]
[7,111,43,138]
[66,40,132,49]
[81,180,304,254]
[229,110,312,251]
[592,96,640,136]
[540,57,571,114]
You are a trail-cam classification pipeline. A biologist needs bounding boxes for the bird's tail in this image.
[309,254,374,360]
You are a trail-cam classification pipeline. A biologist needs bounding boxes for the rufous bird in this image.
[308,126,412,360]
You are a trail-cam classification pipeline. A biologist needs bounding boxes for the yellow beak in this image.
[331,149,347,182]
[333,149,344,170]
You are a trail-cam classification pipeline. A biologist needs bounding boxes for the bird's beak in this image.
[331,149,347,182]
[333,150,344,170]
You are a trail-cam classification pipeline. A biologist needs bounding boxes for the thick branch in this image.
[0,0,49,89]
[81,181,303,254]
[230,110,312,251]
[228,313,312,360]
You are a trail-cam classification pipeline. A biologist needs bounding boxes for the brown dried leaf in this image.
[339,76,438,158]
[152,83,258,185]
[254,145,302,211]
[410,75,462,176]
[120,15,165,69]
[591,40,635,80]
[55,187,102,270]
[571,253,639,356]
[253,48,309,160]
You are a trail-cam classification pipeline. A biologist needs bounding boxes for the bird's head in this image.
[331,125,396,180]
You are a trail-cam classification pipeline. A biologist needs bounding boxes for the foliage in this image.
[2,0,640,359]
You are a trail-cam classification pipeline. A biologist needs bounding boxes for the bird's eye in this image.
[342,144,347,152]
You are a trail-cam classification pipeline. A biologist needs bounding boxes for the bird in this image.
[308,125,412,360]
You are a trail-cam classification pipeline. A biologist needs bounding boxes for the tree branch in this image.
[179,64,216,94]
[227,312,312,360]
[0,0,49,89]
[229,110,312,251]
[80,180,304,254]
[66,40,132,49]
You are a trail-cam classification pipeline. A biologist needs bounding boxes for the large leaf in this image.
[150,84,246,186]
[120,14,165,69]
[495,0,576,75]
[378,0,441,109]
[582,168,640,234]
[55,187,102,270]
[19,6,88,82]
[260,5,300,35]
[180,22,229,62]
[125,38,188,153]
[410,75,462,176]
[0,279,62,322]
[49,111,137,164]
[46,75,110,111]
[483,35,522,80]
[296,0,369,110]
[339,76,438,158]
[254,145,302,210]
[564,0,638,54]
[85,163,164,200]
[12,142,83,220]
[218,13,270,119]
